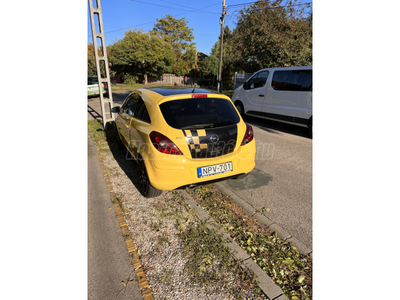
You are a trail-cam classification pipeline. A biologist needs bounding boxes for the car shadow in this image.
[88,92,145,195]
[96,119,145,195]
[242,115,311,139]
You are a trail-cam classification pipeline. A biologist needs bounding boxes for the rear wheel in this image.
[138,158,162,198]
[235,101,245,117]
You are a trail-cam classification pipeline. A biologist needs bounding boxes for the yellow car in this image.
[111,88,256,198]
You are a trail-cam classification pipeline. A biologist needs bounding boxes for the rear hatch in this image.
[159,96,240,159]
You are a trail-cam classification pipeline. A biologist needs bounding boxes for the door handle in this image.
[258,94,264,97]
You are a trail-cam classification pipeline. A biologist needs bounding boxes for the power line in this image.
[227,1,312,9]
[130,0,219,14]
[159,0,220,14]
[88,1,221,39]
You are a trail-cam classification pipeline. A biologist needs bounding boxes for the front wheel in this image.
[138,158,162,198]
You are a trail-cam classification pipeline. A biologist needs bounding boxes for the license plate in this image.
[197,162,233,178]
[89,87,98,90]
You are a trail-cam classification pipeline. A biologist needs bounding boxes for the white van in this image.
[232,66,312,136]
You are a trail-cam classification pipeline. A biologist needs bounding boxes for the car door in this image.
[116,93,139,148]
[242,71,269,113]
[129,96,152,158]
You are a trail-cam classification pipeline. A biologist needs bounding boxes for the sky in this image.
[88,0,312,55]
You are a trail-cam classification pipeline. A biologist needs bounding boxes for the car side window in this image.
[122,94,139,116]
[133,98,151,123]
[245,71,269,90]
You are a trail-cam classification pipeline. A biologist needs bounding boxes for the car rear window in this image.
[159,97,240,129]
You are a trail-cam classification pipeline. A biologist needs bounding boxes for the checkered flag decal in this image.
[183,129,208,153]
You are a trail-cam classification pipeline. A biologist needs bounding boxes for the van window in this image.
[271,70,312,91]
[246,71,269,89]
[300,71,312,91]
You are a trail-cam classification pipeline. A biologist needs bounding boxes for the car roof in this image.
[146,88,213,97]
[257,66,312,72]
[136,88,229,106]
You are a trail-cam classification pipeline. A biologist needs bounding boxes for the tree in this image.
[210,26,239,77]
[108,30,175,83]
[152,14,194,53]
[232,0,312,71]
[88,43,109,77]
[199,55,219,77]
[173,47,196,77]
[87,43,97,76]
[152,14,196,76]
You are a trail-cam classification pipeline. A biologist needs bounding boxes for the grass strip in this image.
[186,185,312,300]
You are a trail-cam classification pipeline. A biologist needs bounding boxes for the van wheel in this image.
[308,117,313,138]
[235,101,245,117]
[138,158,162,198]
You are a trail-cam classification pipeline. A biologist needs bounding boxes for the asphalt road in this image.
[88,90,312,252]
[222,115,312,251]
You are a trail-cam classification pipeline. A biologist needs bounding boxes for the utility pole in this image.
[194,46,198,86]
[217,0,226,93]
[88,0,114,128]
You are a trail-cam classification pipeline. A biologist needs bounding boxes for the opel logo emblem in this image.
[210,134,219,143]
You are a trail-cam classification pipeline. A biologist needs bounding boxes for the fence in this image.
[135,72,256,90]
[233,72,253,90]
[150,74,184,86]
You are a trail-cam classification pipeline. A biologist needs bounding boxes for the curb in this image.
[92,139,154,300]
[180,190,290,300]
[214,182,312,256]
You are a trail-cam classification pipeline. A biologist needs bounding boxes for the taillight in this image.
[103,83,107,89]
[150,131,183,155]
[241,123,254,146]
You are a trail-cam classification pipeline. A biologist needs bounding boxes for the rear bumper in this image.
[144,141,256,191]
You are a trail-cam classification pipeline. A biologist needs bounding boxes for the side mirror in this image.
[111,106,120,113]
[243,82,249,90]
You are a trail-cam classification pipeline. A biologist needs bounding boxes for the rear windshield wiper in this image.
[181,123,214,130]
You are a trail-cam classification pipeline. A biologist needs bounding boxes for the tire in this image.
[113,122,125,150]
[308,117,313,139]
[235,101,245,117]
[138,158,162,198]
